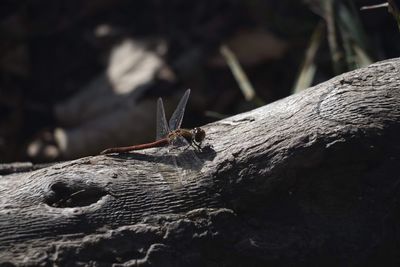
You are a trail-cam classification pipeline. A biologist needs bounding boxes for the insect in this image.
[100,89,205,154]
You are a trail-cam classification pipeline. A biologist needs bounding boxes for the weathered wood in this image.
[0,162,33,175]
[1,58,400,266]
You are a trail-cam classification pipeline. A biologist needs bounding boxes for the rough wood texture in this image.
[1,58,400,266]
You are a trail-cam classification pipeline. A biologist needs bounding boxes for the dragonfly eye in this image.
[193,127,205,143]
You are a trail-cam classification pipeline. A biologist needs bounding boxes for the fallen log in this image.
[1,58,400,266]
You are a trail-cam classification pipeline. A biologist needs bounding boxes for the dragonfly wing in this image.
[168,89,191,131]
[156,98,170,140]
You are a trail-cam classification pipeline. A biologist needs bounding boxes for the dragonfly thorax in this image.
[168,127,205,146]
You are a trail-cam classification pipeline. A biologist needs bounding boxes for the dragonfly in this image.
[100,89,205,155]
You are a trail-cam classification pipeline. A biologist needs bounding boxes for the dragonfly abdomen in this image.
[100,138,169,154]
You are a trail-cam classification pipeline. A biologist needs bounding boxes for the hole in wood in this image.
[44,181,107,208]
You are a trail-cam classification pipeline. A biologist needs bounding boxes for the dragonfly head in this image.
[192,127,206,144]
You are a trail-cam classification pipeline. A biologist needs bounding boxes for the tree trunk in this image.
[1,58,400,266]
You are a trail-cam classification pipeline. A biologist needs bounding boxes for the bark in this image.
[1,58,400,266]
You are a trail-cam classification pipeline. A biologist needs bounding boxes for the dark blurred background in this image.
[0,0,399,163]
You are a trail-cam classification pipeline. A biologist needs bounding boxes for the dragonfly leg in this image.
[182,142,199,152]
[191,141,202,151]
[183,144,192,151]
